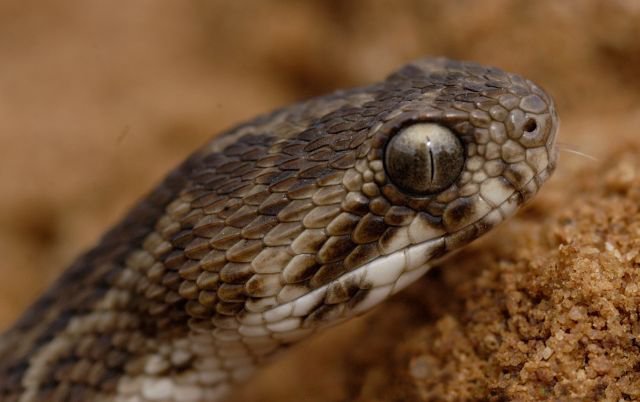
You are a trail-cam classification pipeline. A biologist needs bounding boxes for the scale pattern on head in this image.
[172,58,558,329]
[0,58,558,402]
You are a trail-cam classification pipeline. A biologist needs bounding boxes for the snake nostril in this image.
[523,118,537,133]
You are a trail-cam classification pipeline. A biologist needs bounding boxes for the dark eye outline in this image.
[383,122,466,197]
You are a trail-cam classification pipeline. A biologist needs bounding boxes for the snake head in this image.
[195,57,560,335]
[317,58,560,318]
[370,57,559,247]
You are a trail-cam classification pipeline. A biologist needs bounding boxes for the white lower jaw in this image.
[228,235,447,341]
[225,171,551,347]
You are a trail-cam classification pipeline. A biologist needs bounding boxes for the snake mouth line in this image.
[485,162,554,225]
[236,163,556,337]
[515,162,554,205]
[435,161,555,269]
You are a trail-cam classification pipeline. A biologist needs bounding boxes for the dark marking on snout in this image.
[303,303,345,326]
[347,288,371,310]
[503,166,524,188]
[325,277,361,304]
[443,197,474,231]
[444,224,479,250]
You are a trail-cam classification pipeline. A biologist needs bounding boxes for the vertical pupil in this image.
[427,138,435,182]
[384,123,464,195]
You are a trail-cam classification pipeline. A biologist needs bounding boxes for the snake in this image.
[0,57,558,402]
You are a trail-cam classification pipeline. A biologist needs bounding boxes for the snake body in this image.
[0,58,558,402]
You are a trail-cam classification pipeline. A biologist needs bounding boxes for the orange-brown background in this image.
[0,1,638,400]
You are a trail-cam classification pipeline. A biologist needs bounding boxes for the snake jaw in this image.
[298,162,555,328]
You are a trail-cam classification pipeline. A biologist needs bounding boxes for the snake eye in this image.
[384,123,464,195]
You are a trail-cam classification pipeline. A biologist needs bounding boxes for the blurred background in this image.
[0,0,639,399]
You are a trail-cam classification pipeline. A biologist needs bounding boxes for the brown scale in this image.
[282,255,317,283]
